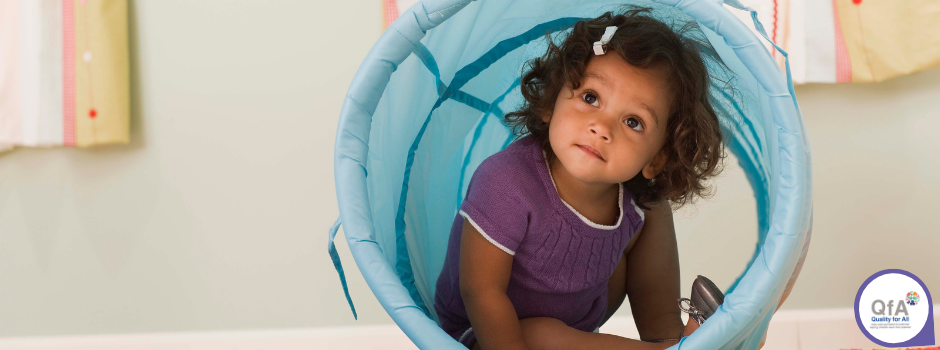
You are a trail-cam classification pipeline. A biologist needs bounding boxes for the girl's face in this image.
[543,53,672,185]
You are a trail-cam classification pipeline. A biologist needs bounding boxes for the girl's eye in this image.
[581,91,599,107]
[624,117,644,131]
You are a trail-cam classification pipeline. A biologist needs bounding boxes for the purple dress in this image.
[434,135,646,347]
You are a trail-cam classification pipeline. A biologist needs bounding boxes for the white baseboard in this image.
[0,306,936,349]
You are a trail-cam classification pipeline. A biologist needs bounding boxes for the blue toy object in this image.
[329,0,813,348]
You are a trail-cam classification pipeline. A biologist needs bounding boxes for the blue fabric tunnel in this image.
[329,0,813,348]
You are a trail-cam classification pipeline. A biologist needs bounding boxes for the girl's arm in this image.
[459,220,530,350]
[601,251,629,326]
[624,200,685,341]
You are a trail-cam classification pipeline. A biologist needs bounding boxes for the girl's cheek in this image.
[569,105,590,118]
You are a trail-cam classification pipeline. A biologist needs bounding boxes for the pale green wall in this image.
[1,0,938,338]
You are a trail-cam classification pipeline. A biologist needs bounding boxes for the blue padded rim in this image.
[331,0,812,348]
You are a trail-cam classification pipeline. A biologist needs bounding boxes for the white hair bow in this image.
[593,26,618,55]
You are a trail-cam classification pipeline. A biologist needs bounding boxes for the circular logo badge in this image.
[855,269,935,347]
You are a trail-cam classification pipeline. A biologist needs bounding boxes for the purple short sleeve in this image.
[458,157,530,256]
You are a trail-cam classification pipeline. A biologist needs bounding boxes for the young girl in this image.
[435,7,727,350]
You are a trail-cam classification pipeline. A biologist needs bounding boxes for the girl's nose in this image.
[589,123,611,142]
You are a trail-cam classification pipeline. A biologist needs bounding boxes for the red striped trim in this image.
[772,0,778,59]
[831,0,852,83]
[384,0,399,29]
[62,0,76,145]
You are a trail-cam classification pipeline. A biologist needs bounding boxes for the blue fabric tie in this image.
[327,216,357,319]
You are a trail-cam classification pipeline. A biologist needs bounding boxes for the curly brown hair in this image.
[504,6,728,210]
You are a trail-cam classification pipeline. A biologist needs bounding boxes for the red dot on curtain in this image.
[89,109,97,118]
[852,0,862,4]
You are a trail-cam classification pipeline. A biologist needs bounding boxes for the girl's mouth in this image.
[577,145,605,161]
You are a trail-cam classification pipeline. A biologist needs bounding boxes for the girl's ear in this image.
[642,151,668,180]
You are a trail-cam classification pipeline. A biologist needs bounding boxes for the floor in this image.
[0,306,936,349]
